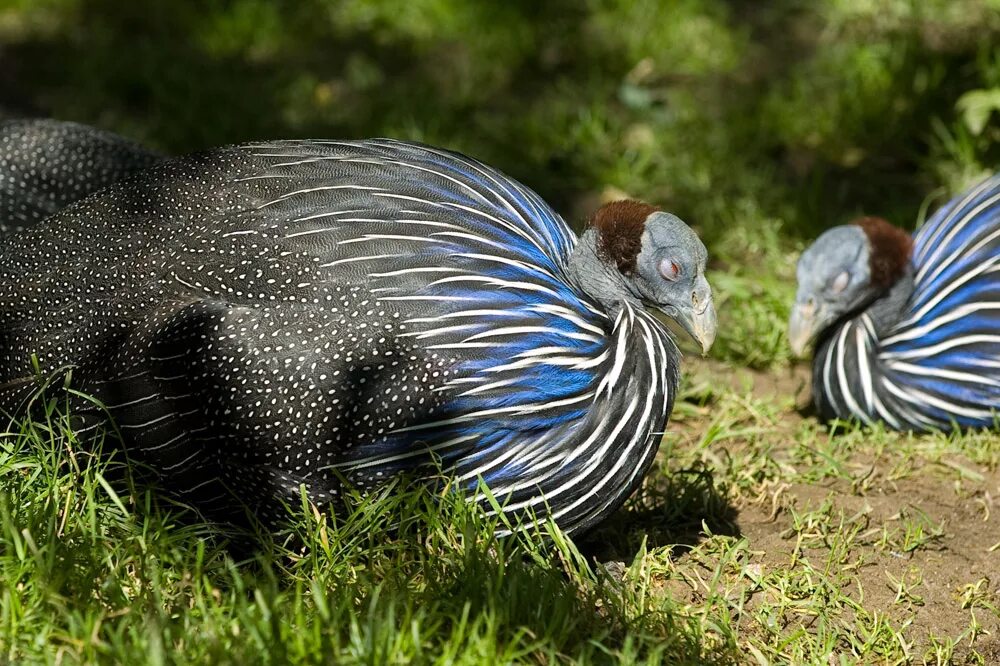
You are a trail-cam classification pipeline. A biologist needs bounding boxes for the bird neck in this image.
[864,267,915,336]
[561,304,679,532]
[816,266,915,355]
[482,303,679,534]
[810,267,916,425]
[567,228,643,314]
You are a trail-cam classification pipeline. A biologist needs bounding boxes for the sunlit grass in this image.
[3,373,997,663]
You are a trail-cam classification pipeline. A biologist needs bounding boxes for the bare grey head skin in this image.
[788,217,913,356]
[568,200,717,353]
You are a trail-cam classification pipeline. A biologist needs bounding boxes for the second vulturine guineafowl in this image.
[0,119,161,235]
[789,174,1000,431]
[0,139,716,533]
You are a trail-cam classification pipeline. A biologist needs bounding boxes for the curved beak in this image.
[788,300,819,358]
[673,287,717,355]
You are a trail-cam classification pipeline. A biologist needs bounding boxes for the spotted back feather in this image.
[0,119,161,235]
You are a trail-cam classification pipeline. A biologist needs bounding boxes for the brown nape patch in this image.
[852,216,913,289]
[590,200,659,275]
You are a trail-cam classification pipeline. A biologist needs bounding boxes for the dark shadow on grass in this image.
[577,463,739,563]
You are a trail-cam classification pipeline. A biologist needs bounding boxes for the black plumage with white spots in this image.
[0,119,160,234]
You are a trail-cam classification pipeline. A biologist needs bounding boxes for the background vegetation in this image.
[4,0,999,368]
[1,0,999,663]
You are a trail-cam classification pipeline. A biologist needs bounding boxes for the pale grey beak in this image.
[674,296,717,355]
[788,299,818,358]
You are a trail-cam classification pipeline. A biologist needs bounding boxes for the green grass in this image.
[2,375,998,664]
[0,394,724,664]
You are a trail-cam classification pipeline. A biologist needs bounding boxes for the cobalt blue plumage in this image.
[0,137,716,533]
[790,174,1000,431]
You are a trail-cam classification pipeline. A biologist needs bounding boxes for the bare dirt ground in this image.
[735,473,1000,659]
[637,359,1000,661]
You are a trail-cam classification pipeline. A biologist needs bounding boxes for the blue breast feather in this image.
[879,174,1000,426]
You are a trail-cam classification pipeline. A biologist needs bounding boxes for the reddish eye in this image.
[659,258,681,281]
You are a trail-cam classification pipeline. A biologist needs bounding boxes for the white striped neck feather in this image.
[811,268,916,424]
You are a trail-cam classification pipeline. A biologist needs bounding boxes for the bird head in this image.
[577,200,717,354]
[788,216,912,357]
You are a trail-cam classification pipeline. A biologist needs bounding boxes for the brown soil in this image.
[738,475,1000,658]
[676,359,1000,658]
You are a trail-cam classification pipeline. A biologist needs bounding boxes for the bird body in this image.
[0,138,715,533]
[790,175,1000,431]
[0,119,160,234]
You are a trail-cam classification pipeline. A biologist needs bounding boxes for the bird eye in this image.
[831,271,850,293]
[659,258,681,281]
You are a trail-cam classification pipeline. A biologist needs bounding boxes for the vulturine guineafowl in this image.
[0,139,717,534]
[0,119,160,235]
[789,174,1000,431]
